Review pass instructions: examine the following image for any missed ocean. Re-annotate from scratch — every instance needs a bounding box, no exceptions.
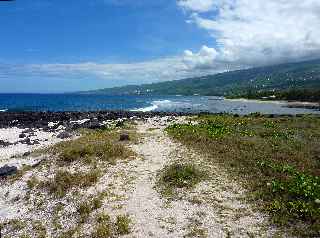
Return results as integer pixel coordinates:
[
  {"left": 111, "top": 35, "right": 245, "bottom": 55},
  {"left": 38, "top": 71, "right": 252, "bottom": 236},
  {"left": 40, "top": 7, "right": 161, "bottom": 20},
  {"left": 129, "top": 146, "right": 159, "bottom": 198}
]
[{"left": 0, "top": 93, "right": 319, "bottom": 114}]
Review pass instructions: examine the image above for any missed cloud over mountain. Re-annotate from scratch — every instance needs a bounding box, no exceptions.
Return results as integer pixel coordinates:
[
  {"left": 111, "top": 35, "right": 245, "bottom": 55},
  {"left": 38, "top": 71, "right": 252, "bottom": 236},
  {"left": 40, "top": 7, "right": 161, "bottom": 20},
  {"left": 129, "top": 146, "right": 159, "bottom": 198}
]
[{"left": 179, "top": 0, "right": 320, "bottom": 68}]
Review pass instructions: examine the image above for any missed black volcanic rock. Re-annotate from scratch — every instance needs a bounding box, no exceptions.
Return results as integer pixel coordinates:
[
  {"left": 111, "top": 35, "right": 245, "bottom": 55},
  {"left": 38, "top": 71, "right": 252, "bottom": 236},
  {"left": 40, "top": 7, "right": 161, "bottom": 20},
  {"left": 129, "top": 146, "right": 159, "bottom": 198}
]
[
  {"left": 22, "top": 128, "right": 34, "bottom": 134},
  {"left": 0, "top": 165, "right": 17, "bottom": 177},
  {"left": 0, "top": 111, "right": 193, "bottom": 129},
  {"left": 57, "top": 131, "right": 72, "bottom": 139},
  {"left": 19, "top": 133, "right": 26, "bottom": 138},
  {"left": 0, "top": 140, "right": 11, "bottom": 147},
  {"left": 119, "top": 133, "right": 130, "bottom": 141},
  {"left": 84, "top": 120, "right": 102, "bottom": 129},
  {"left": 20, "top": 138, "right": 31, "bottom": 145}
]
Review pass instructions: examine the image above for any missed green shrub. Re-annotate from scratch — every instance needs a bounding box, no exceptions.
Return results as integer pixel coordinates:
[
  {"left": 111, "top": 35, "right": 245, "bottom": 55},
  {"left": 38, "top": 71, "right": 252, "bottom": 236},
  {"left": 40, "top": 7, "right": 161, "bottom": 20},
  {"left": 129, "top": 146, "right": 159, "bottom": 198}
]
[{"left": 259, "top": 161, "right": 320, "bottom": 220}]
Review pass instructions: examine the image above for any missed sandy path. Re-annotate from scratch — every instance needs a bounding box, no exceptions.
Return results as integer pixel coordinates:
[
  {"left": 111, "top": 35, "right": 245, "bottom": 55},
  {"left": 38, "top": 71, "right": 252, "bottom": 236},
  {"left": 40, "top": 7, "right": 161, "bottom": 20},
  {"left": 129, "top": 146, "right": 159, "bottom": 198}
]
[
  {"left": 0, "top": 117, "right": 282, "bottom": 237},
  {"left": 107, "top": 118, "right": 280, "bottom": 238}
]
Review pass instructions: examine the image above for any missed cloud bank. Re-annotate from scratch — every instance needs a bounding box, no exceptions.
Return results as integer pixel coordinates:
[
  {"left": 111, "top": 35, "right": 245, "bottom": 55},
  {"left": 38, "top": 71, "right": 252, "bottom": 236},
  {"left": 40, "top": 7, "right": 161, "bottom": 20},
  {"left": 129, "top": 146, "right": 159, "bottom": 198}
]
[
  {"left": 179, "top": 0, "right": 320, "bottom": 68},
  {"left": 0, "top": 56, "right": 235, "bottom": 92}
]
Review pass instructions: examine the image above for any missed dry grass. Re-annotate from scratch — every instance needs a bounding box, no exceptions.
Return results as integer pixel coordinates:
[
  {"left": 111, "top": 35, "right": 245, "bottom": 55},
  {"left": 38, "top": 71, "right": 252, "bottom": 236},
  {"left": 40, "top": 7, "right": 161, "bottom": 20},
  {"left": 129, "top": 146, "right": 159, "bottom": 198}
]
[
  {"left": 50, "top": 129, "right": 135, "bottom": 165},
  {"left": 115, "top": 214, "right": 131, "bottom": 235},
  {"left": 40, "top": 169, "right": 101, "bottom": 197}
]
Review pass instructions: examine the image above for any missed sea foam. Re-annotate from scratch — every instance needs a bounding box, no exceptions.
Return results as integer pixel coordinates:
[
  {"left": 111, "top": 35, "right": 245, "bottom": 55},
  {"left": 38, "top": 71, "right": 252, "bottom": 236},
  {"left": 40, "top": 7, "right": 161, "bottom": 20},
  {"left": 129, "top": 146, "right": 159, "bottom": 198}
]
[{"left": 131, "top": 100, "right": 172, "bottom": 112}]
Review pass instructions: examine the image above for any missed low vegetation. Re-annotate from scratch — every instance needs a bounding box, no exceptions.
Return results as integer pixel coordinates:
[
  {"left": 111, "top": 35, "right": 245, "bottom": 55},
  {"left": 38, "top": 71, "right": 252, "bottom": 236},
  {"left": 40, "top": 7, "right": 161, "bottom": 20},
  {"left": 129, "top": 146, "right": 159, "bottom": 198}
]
[
  {"left": 51, "top": 129, "right": 134, "bottom": 165},
  {"left": 42, "top": 169, "right": 100, "bottom": 197},
  {"left": 115, "top": 214, "right": 131, "bottom": 235},
  {"left": 78, "top": 192, "right": 106, "bottom": 222},
  {"left": 1, "top": 124, "right": 138, "bottom": 238},
  {"left": 157, "top": 163, "right": 205, "bottom": 197},
  {"left": 92, "top": 213, "right": 131, "bottom": 238},
  {"left": 166, "top": 114, "right": 320, "bottom": 236}
]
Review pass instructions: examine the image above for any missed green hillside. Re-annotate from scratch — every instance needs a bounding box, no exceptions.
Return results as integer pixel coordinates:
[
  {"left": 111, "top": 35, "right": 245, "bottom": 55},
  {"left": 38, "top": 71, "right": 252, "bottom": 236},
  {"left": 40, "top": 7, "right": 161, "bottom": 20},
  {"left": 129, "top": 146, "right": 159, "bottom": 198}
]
[{"left": 82, "top": 59, "right": 320, "bottom": 97}]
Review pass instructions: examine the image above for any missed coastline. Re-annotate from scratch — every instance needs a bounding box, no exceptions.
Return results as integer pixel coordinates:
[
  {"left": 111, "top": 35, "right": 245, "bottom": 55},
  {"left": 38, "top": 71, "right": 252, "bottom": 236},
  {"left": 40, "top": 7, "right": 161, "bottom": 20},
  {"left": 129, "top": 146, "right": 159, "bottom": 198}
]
[
  {"left": 1, "top": 111, "right": 319, "bottom": 169},
  {"left": 225, "top": 97, "right": 320, "bottom": 110}
]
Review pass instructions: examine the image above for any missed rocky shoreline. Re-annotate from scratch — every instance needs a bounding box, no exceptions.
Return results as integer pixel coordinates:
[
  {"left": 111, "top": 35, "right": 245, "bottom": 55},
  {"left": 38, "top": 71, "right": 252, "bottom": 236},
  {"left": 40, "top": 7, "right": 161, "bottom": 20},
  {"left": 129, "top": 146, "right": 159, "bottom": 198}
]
[
  {"left": 0, "top": 111, "right": 191, "bottom": 175},
  {"left": 0, "top": 111, "right": 192, "bottom": 130},
  {"left": 1, "top": 110, "right": 320, "bottom": 130}
]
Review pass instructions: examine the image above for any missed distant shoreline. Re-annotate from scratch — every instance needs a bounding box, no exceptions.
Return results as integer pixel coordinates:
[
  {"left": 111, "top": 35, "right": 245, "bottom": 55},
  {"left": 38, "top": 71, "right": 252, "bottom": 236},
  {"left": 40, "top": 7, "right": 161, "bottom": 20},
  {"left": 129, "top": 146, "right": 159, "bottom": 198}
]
[{"left": 225, "top": 98, "right": 320, "bottom": 110}]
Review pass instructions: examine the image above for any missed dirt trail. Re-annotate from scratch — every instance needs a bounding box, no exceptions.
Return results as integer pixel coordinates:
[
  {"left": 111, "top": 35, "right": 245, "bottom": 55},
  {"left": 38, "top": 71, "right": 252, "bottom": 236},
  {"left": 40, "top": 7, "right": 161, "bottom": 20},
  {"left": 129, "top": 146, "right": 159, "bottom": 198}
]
[{"left": 105, "top": 118, "right": 279, "bottom": 238}]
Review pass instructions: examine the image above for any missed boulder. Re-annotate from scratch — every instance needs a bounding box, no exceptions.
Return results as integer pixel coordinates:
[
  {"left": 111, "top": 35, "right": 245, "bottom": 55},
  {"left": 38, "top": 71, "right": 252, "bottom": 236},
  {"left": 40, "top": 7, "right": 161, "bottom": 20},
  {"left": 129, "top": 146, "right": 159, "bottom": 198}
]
[
  {"left": 19, "top": 133, "right": 27, "bottom": 138},
  {"left": 0, "top": 165, "right": 18, "bottom": 177},
  {"left": 0, "top": 140, "right": 11, "bottom": 147},
  {"left": 115, "top": 120, "right": 125, "bottom": 127},
  {"left": 23, "top": 151, "right": 31, "bottom": 157},
  {"left": 22, "top": 128, "right": 34, "bottom": 134},
  {"left": 57, "top": 131, "right": 72, "bottom": 139},
  {"left": 20, "top": 138, "right": 32, "bottom": 145},
  {"left": 32, "top": 140, "right": 40, "bottom": 145},
  {"left": 119, "top": 133, "right": 130, "bottom": 141},
  {"left": 87, "top": 120, "right": 102, "bottom": 129}
]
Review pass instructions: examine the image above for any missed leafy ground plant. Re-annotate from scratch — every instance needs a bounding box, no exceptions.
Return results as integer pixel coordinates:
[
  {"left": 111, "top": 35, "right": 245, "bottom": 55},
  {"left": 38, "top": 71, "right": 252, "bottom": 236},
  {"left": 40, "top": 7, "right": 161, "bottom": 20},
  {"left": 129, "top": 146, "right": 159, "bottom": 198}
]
[{"left": 166, "top": 114, "right": 320, "bottom": 236}]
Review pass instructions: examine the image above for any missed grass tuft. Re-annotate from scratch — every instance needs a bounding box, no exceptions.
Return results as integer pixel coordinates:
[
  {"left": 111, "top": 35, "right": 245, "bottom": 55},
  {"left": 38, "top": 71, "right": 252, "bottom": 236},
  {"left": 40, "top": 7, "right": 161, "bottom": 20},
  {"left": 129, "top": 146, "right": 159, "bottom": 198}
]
[
  {"left": 26, "top": 176, "right": 39, "bottom": 189},
  {"left": 77, "top": 192, "right": 107, "bottom": 222},
  {"left": 92, "top": 213, "right": 131, "bottom": 237},
  {"left": 43, "top": 169, "right": 100, "bottom": 197},
  {"left": 115, "top": 214, "right": 131, "bottom": 235},
  {"left": 157, "top": 163, "right": 205, "bottom": 197}
]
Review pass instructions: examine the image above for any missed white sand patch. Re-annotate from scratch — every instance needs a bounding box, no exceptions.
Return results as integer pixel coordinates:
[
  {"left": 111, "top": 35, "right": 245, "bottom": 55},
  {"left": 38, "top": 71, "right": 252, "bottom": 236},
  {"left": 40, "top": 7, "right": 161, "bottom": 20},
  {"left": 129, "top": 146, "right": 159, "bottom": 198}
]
[
  {"left": 0, "top": 127, "right": 69, "bottom": 168},
  {"left": 0, "top": 127, "right": 24, "bottom": 143}
]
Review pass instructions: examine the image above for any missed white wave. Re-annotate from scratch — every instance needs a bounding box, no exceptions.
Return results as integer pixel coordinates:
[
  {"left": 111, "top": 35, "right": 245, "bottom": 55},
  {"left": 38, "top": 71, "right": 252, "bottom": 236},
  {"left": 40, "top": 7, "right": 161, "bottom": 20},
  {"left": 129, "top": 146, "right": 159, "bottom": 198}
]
[
  {"left": 131, "top": 100, "right": 172, "bottom": 112},
  {"left": 0, "top": 109, "right": 8, "bottom": 112},
  {"left": 132, "top": 105, "right": 158, "bottom": 112}
]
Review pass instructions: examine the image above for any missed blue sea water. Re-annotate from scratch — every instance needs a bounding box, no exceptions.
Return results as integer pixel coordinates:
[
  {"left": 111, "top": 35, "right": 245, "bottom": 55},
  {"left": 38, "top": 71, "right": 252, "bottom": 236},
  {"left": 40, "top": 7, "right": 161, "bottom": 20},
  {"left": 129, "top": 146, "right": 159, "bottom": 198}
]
[{"left": 0, "top": 94, "right": 319, "bottom": 115}]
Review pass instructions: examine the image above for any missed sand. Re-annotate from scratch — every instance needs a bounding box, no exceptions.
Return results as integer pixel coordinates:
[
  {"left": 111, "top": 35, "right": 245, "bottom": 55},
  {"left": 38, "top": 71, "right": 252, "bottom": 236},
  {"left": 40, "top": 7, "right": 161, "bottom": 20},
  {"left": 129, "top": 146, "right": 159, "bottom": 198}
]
[{"left": 0, "top": 126, "right": 69, "bottom": 168}]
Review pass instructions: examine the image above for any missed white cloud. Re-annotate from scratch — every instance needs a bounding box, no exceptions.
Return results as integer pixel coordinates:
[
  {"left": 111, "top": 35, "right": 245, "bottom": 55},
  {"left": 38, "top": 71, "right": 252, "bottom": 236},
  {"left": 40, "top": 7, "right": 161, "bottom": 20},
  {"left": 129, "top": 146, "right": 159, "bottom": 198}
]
[
  {"left": 179, "top": 0, "right": 320, "bottom": 67},
  {"left": 0, "top": 56, "right": 235, "bottom": 90},
  {"left": 178, "top": 0, "right": 216, "bottom": 12},
  {"left": 183, "top": 45, "right": 218, "bottom": 69}
]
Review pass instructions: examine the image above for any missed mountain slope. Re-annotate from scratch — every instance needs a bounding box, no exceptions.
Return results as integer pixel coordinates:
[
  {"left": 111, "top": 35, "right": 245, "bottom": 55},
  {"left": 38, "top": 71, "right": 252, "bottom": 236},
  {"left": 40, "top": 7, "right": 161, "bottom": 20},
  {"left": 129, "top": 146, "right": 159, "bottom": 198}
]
[{"left": 82, "top": 59, "right": 320, "bottom": 96}]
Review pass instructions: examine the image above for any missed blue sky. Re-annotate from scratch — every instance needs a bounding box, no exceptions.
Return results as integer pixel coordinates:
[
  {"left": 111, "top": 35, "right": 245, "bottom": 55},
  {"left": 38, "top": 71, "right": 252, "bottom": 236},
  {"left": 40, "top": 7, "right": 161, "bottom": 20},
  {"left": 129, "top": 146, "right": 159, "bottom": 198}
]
[
  {"left": 0, "top": 0, "right": 210, "bottom": 64},
  {"left": 0, "top": 0, "right": 319, "bottom": 92}
]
